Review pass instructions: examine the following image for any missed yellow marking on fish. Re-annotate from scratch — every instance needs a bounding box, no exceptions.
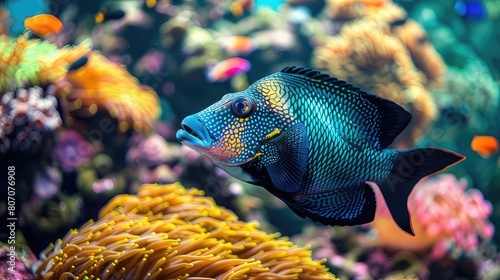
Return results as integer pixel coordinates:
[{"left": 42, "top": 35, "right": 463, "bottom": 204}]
[
  {"left": 250, "top": 151, "right": 263, "bottom": 160},
  {"left": 265, "top": 128, "right": 281, "bottom": 139}
]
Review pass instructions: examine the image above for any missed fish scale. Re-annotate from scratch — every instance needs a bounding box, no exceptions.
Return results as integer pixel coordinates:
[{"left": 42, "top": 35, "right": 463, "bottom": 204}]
[
  {"left": 280, "top": 74, "right": 392, "bottom": 192},
  {"left": 177, "top": 66, "right": 464, "bottom": 235}
]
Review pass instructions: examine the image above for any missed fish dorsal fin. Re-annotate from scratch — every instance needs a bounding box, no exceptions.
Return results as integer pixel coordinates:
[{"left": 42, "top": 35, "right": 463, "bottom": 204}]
[{"left": 279, "top": 66, "right": 411, "bottom": 148}]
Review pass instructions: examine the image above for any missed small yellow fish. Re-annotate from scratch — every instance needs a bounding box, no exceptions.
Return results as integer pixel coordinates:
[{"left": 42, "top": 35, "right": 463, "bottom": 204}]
[
  {"left": 24, "top": 14, "right": 63, "bottom": 37},
  {"left": 230, "top": 0, "right": 254, "bottom": 17}
]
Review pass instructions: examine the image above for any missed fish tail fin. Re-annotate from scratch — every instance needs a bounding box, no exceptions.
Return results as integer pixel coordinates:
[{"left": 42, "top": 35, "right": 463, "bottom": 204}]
[{"left": 376, "top": 148, "right": 465, "bottom": 236}]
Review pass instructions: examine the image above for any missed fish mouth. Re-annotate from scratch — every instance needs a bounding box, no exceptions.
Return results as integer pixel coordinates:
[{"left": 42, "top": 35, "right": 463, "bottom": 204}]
[{"left": 176, "top": 115, "right": 214, "bottom": 148}]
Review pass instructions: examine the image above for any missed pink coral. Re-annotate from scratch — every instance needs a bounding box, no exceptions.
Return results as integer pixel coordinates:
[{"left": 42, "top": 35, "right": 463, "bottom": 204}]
[{"left": 372, "top": 174, "right": 494, "bottom": 259}]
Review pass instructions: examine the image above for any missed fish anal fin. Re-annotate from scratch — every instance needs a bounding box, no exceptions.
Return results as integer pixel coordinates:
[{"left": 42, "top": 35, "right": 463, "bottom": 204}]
[
  {"left": 261, "top": 123, "right": 309, "bottom": 193},
  {"left": 292, "top": 183, "right": 376, "bottom": 226}
]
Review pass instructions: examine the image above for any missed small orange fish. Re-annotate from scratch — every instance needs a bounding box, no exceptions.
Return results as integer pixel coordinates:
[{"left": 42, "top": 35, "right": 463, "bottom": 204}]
[
  {"left": 146, "top": 0, "right": 157, "bottom": 8},
  {"left": 24, "top": 14, "right": 63, "bottom": 37},
  {"left": 471, "top": 135, "right": 499, "bottom": 158},
  {"left": 206, "top": 58, "right": 251, "bottom": 82},
  {"left": 219, "top": 36, "right": 256, "bottom": 55}
]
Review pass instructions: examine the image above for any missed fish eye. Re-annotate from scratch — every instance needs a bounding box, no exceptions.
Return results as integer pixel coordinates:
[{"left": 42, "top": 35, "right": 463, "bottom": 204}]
[{"left": 231, "top": 97, "right": 255, "bottom": 118}]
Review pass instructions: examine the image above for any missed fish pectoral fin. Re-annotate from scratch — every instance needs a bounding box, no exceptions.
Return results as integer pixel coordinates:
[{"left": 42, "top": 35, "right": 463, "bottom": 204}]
[
  {"left": 293, "top": 183, "right": 376, "bottom": 226},
  {"left": 261, "top": 123, "right": 309, "bottom": 193}
]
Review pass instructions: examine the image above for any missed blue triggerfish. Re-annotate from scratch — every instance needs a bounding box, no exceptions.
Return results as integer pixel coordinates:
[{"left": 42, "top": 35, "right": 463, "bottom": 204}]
[{"left": 177, "top": 67, "right": 465, "bottom": 235}]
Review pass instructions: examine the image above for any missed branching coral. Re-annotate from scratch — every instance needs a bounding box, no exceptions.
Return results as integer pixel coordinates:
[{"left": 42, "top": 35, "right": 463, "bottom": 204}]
[
  {"left": 35, "top": 183, "right": 337, "bottom": 279},
  {"left": 372, "top": 175, "right": 494, "bottom": 259},
  {"left": 391, "top": 19, "right": 445, "bottom": 84}
]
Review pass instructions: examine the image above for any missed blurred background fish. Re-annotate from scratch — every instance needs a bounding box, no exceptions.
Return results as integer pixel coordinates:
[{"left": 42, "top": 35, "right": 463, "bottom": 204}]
[
  {"left": 218, "top": 35, "right": 257, "bottom": 55},
  {"left": 206, "top": 57, "right": 251, "bottom": 82},
  {"left": 95, "top": 8, "right": 126, "bottom": 24},
  {"left": 24, "top": 14, "right": 62, "bottom": 37},
  {"left": 471, "top": 135, "right": 499, "bottom": 158}
]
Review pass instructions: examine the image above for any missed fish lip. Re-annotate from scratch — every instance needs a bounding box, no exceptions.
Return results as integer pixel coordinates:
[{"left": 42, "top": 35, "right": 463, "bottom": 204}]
[{"left": 176, "top": 116, "right": 214, "bottom": 148}]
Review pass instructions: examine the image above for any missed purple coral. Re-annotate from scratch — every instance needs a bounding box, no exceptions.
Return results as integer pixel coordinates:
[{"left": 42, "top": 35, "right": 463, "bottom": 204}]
[
  {"left": 0, "top": 86, "right": 61, "bottom": 153},
  {"left": 54, "top": 130, "right": 94, "bottom": 171}
]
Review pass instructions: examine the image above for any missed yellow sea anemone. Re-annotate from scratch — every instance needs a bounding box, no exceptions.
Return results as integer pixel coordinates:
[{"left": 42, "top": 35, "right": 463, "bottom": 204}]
[{"left": 34, "top": 183, "right": 338, "bottom": 280}]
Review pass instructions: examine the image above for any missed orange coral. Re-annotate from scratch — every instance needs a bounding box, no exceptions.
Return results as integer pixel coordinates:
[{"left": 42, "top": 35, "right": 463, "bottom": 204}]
[
  {"left": 322, "top": 0, "right": 446, "bottom": 85},
  {"left": 34, "top": 183, "right": 337, "bottom": 280},
  {"left": 392, "top": 19, "right": 446, "bottom": 83}
]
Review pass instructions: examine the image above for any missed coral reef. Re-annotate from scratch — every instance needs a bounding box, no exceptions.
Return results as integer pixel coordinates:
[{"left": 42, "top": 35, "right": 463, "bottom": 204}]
[
  {"left": 35, "top": 183, "right": 337, "bottom": 279},
  {"left": 1, "top": 0, "right": 499, "bottom": 278}
]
